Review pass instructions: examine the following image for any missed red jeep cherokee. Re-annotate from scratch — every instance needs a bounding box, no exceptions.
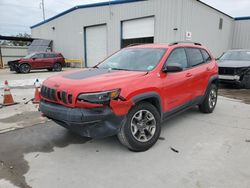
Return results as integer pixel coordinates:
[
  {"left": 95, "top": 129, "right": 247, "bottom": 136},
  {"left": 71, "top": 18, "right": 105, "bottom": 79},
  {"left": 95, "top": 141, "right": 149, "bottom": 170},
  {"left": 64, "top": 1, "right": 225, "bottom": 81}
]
[
  {"left": 40, "top": 42, "right": 218, "bottom": 151},
  {"left": 8, "top": 52, "right": 65, "bottom": 73}
]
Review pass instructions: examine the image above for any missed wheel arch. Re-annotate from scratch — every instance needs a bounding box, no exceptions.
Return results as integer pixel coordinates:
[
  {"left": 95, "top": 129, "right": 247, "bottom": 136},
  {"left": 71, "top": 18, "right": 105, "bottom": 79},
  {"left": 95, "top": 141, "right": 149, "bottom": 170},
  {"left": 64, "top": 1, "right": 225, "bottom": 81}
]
[
  {"left": 210, "top": 75, "right": 219, "bottom": 87},
  {"left": 201, "top": 75, "right": 219, "bottom": 104},
  {"left": 132, "top": 92, "right": 163, "bottom": 118},
  {"left": 19, "top": 62, "right": 31, "bottom": 67},
  {"left": 54, "top": 62, "right": 62, "bottom": 66}
]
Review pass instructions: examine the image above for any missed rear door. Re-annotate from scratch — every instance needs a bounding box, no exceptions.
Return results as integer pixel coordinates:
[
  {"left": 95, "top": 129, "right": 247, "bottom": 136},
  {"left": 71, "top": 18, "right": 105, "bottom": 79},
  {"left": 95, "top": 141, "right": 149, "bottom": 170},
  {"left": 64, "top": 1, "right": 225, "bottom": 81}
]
[
  {"left": 185, "top": 48, "right": 211, "bottom": 98},
  {"left": 43, "top": 53, "right": 55, "bottom": 68},
  {"left": 162, "top": 48, "right": 193, "bottom": 111}
]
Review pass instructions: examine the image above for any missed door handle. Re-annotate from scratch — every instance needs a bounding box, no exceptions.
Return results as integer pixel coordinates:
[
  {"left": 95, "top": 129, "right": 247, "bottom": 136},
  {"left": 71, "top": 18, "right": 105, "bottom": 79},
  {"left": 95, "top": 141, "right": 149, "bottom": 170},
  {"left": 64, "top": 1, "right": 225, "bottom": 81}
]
[{"left": 186, "top": 73, "right": 192, "bottom": 78}]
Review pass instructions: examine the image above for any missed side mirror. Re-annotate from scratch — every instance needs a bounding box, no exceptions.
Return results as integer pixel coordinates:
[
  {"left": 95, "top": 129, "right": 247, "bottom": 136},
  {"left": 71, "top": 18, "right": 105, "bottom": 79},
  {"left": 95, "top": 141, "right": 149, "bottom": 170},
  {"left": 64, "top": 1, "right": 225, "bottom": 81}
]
[
  {"left": 162, "top": 63, "right": 183, "bottom": 73},
  {"left": 32, "top": 57, "right": 36, "bottom": 60}
]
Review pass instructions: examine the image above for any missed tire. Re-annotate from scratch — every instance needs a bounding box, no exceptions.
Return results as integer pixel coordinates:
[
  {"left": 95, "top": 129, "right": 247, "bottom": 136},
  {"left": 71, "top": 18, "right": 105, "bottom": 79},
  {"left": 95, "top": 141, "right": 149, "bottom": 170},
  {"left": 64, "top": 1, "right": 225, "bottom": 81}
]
[
  {"left": 53, "top": 63, "right": 62, "bottom": 72},
  {"left": 19, "top": 63, "right": 31, "bottom": 73},
  {"left": 199, "top": 84, "right": 218, "bottom": 113},
  {"left": 117, "top": 102, "right": 161, "bottom": 152},
  {"left": 15, "top": 69, "right": 21, "bottom": 73}
]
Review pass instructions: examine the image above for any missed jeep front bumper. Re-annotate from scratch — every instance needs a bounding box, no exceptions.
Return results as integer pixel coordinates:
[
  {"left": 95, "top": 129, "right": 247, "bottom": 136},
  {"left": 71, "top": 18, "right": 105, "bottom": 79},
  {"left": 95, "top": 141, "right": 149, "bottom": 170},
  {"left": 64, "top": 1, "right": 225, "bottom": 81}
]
[{"left": 39, "top": 100, "right": 126, "bottom": 139}]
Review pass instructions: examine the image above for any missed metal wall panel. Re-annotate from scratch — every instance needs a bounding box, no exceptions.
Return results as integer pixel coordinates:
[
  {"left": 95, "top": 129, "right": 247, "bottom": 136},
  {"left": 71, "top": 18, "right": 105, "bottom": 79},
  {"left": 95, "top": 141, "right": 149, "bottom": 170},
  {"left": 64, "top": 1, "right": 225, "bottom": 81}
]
[
  {"left": 31, "top": 0, "right": 235, "bottom": 62},
  {"left": 0, "top": 46, "right": 28, "bottom": 66},
  {"left": 232, "top": 20, "right": 250, "bottom": 49}
]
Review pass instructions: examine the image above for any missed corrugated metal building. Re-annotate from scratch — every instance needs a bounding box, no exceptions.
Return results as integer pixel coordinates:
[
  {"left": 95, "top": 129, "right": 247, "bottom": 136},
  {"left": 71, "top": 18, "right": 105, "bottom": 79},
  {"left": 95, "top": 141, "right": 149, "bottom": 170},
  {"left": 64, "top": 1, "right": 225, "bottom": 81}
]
[
  {"left": 233, "top": 17, "right": 250, "bottom": 50},
  {"left": 30, "top": 0, "right": 249, "bottom": 67}
]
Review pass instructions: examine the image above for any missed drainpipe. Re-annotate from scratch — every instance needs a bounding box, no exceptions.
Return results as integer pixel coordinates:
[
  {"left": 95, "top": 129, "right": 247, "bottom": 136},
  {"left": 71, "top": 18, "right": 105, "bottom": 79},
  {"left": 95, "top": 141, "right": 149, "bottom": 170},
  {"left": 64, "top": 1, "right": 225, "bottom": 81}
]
[{"left": 0, "top": 46, "right": 3, "bottom": 69}]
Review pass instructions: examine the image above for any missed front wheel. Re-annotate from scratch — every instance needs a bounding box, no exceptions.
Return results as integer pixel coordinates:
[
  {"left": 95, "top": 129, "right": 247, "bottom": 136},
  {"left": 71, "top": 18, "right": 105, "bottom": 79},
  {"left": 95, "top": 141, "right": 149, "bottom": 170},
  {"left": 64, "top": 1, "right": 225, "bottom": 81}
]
[
  {"left": 117, "top": 102, "right": 161, "bottom": 152},
  {"left": 19, "top": 63, "right": 31, "bottom": 73},
  {"left": 199, "top": 84, "right": 218, "bottom": 113}
]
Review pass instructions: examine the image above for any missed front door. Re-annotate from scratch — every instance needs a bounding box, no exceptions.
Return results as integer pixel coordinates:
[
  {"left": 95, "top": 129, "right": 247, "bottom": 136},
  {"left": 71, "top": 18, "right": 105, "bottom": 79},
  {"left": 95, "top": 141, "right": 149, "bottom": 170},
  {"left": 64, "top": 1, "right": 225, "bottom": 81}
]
[
  {"left": 162, "top": 48, "right": 193, "bottom": 112},
  {"left": 31, "top": 53, "right": 44, "bottom": 69}
]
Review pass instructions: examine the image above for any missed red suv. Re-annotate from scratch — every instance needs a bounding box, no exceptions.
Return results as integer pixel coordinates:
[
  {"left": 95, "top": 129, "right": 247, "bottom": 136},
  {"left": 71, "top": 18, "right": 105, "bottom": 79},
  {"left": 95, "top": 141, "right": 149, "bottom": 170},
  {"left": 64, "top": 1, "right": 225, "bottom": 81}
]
[
  {"left": 8, "top": 52, "right": 65, "bottom": 73},
  {"left": 40, "top": 42, "right": 218, "bottom": 151}
]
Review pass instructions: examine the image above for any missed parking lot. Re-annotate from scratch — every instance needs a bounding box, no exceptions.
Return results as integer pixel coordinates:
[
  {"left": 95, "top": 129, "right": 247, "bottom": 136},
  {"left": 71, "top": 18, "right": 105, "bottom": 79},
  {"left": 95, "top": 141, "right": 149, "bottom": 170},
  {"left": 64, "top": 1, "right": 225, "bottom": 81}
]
[{"left": 0, "top": 69, "right": 250, "bottom": 188}]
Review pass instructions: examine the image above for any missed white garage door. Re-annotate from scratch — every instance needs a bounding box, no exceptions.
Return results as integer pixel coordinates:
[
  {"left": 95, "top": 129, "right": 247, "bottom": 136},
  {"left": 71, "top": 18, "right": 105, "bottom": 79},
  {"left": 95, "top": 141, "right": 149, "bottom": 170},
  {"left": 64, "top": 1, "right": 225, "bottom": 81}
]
[
  {"left": 85, "top": 25, "right": 107, "bottom": 67},
  {"left": 122, "top": 17, "right": 155, "bottom": 39}
]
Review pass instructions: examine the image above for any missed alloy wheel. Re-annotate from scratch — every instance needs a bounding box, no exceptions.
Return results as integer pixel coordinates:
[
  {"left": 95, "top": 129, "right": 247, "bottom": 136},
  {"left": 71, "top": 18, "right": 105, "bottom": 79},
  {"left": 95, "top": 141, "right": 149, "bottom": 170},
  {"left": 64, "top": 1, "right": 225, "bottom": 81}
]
[
  {"left": 208, "top": 89, "right": 217, "bottom": 109},
  {"left": 130, "top": 110, "right": 156, "bottom": 143}
]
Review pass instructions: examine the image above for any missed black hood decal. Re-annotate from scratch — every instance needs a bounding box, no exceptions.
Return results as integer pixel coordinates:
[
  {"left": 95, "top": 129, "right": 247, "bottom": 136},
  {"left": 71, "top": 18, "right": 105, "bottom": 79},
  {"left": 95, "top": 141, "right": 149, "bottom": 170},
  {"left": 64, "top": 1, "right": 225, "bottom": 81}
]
[{"left": 63, "top": 69, "right": 114, "bottom": 80}]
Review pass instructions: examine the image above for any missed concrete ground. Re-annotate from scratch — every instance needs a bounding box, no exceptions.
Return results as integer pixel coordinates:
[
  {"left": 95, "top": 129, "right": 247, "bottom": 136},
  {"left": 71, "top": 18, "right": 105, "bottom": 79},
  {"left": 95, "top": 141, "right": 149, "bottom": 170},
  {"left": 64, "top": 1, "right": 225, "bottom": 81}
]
[{"left": 0, "top": 68, "right": 250, "bottom": 188}]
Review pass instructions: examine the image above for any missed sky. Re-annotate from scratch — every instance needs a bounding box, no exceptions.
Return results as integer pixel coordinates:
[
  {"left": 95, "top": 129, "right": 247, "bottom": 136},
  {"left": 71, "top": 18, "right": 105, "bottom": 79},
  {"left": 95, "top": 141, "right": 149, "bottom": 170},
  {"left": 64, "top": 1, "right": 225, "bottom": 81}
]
[{"left": 1, "top": 0, "right": 250, "bottom": 36}]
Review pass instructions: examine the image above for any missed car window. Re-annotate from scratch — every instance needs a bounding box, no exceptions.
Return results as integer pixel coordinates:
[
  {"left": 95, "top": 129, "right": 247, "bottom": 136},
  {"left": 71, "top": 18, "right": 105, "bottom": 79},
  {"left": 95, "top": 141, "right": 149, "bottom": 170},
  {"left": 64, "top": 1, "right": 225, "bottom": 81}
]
[
  {"left": 220, "top": 51, "right": 250, "bottom": 61},
  {"left": 201, "top": 49, "right": 211, "bottom": 62},
  {"left": 98, "top": 48, "right": 166, "bottom": 71},
  {"left": 44, "top": 53, "right": 55, "bottom": 58},
  {"left": 33, "top": 53, "right": 44, "bottom": 59},
  {"left": 186, "top": 48, "right": 204, "bottom": 67},
  {"left": 166, "top": 48, "right": 188, "bottom": 68}
]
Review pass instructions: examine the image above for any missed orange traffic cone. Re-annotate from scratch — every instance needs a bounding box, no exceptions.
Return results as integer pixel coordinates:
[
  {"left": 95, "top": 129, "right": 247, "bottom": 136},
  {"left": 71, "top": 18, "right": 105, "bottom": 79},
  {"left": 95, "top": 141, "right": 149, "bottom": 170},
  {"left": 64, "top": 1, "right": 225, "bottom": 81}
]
[
  {"left": 3, "top": 80, "right": 16, "bottom": 106},
  {"left": 33, "top": 79, "right": 41, "bottom": 104}
]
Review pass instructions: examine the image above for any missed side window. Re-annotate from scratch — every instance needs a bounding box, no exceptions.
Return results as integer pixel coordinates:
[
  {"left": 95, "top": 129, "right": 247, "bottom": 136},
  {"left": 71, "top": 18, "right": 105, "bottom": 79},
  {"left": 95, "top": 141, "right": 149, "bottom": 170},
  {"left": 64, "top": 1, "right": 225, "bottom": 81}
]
[
  {"left": 166, "top": 48, "right": 188, "bottom": 68},
  {"left": 44, "top": 53, "right": 55, "bottom": 58},
  {"left": 201, "top": 49, "right": 211, "bottom": 62},
  {"left": 186, "top": 48, "right": 204, "bottom": 67},
  {"left": 35, "top": 53, "right": 44, "bottom": 59}
]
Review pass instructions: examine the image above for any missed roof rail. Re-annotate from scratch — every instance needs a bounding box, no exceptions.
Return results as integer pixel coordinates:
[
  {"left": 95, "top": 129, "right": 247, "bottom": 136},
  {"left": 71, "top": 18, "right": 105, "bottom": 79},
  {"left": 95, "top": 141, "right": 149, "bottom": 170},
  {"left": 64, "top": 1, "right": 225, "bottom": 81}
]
[
  {"left": 125, "top": 43, "right": 144, "bottom": 47},
  {"left": 169, "top": 41, "right": 202, "bottom": 46}
]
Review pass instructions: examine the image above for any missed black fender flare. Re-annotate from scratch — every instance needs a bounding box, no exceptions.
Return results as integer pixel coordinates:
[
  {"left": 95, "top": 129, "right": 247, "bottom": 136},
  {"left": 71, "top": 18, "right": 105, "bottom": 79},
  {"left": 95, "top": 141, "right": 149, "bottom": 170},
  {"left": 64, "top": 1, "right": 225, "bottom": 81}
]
[
  {"left": 132, "top": 92, "right": 163, "bottom": 118},
  {"left": 201, "top": 75, "right": 219, "bottom": 104}
]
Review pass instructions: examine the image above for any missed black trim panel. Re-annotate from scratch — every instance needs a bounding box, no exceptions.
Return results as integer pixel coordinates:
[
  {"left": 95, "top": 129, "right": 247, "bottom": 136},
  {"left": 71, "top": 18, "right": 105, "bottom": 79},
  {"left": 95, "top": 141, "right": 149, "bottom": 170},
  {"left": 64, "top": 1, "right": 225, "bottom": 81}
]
[
  {"left": 132, "top": 92, "right": 163, "bottom": 117},
  {"left": 163, "top": 96, "right": 203, "bottom": 121}
]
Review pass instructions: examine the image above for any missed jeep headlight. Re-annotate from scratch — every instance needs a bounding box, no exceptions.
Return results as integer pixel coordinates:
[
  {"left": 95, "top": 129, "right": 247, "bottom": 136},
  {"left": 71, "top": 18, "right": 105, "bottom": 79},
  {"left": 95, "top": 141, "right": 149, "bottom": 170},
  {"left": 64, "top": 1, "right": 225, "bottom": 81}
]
[{"left": 77, "top": 89, "right": 121, "bottom": 104}]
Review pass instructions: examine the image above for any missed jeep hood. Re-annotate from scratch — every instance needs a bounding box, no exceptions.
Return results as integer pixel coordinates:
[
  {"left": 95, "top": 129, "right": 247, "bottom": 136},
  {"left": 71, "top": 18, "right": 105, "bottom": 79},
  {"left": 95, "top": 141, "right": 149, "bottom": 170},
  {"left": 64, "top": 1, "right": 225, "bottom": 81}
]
[
  {"left": 43, "top": 68, "right": 147, "bottom": 92},
  {"left": 218, "top": 60, "right": 250, "bottom": 68}
]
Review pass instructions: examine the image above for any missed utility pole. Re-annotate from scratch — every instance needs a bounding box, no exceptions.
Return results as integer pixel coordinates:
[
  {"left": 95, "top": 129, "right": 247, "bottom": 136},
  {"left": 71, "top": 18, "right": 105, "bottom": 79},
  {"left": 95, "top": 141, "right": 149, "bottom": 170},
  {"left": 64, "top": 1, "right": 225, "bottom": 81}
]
[{"left": 41, "top": 0, "right": 45, "bottom": 21}]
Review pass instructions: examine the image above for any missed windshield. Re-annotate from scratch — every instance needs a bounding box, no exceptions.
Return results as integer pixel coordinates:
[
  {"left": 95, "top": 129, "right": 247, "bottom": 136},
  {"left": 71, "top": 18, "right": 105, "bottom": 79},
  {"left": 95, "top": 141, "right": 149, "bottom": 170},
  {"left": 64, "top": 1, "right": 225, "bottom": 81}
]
[
  {"left": 97, "top": 48, "right": 166, "bottom": 71},
  {"left": 220, "top": 51, "right": 250, "bottom": 61},
  {"left": 23, "top": 53, "right": 36, "bottom": 59}
]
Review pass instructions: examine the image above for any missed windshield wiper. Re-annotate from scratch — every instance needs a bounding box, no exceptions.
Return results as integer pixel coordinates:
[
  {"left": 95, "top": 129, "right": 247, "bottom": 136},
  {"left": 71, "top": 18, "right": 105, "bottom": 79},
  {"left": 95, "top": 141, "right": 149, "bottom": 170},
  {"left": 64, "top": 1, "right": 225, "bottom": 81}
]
[{"left": 110, "top": 68, "right": 131, "bottom": 71}]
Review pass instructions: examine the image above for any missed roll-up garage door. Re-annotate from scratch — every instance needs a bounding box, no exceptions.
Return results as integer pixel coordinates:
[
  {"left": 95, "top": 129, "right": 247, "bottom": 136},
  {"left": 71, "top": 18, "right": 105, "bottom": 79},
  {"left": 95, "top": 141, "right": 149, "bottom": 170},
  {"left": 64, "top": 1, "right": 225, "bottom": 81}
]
[
  {"left": 85, "top": 24, "right": 107, "bottom": 67},
  {"left": 122, "top": 17, "right": 154, "bottom": 47}
]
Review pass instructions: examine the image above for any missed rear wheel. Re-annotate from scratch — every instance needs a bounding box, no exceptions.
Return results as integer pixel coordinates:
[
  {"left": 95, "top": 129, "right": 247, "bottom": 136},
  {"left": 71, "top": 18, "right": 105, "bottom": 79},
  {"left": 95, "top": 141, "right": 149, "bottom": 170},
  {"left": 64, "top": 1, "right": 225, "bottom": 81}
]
[
  {"left": 53, "top": 63, "right": 62, "bottom": 72},
  {"left": 199, "top": 84, "right": 218, "bottom": 113},
  {"left": 117, "top": 102, "right": 161, "bottom": 152},
  {"left": 19, "top": 63, "right": 31, "bottom": 73}
]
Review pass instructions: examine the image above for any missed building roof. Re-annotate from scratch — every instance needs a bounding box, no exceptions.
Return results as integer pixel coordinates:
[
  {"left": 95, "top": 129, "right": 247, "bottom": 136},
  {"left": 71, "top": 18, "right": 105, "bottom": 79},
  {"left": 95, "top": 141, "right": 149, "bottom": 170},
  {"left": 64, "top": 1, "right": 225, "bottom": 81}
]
[
  {"left": 235, "top": 16, "right": 250, "bottom": 21},
  {"left": 196, "top": 0, "right": 233, "bottom": 19},
  {"left": 30, "top": 0, "right": 249, "bottom": 29},
  {"left": 30, "top": 0, "right": 146, "bottom": 29}
]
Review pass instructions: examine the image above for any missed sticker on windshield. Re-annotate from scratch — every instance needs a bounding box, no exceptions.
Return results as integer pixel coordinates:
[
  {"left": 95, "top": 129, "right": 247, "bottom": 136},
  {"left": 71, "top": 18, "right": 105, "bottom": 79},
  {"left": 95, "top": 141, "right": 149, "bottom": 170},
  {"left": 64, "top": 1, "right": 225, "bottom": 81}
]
[{"left": 147, "top": 65, "right": 154, "bottom": 70}]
